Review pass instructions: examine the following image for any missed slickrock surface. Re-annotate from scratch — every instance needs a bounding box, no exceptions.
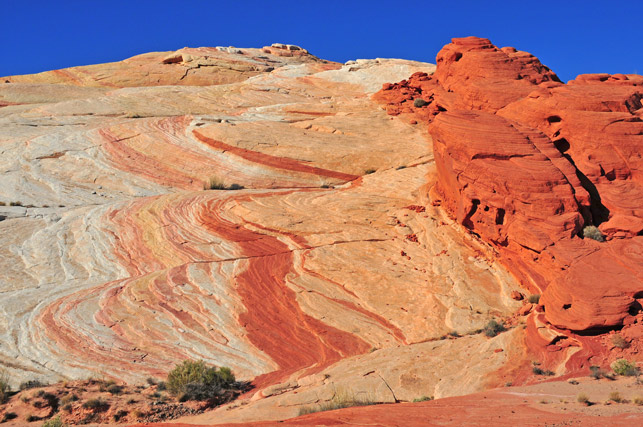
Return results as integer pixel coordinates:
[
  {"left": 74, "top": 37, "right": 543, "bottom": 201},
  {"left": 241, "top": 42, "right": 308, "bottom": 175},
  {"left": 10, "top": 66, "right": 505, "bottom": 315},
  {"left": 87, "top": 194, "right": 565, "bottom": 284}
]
[
  {"left": 375, "top": 37, "right": 643, "bottom": 337},
  {"left": 1, "top": 38, "right": 641, "bottom": 426}
]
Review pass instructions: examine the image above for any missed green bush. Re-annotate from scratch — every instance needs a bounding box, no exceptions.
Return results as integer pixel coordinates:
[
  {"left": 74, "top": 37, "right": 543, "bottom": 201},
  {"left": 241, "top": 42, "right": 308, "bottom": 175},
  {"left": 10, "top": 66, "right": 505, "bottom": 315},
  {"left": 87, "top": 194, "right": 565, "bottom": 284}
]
[
  {"left": 413, "top": 98, "right": 428, "bottom": 108},
  {"left": 42, "top": 415, "right": 67, "bottom": 427},
  {"left": 589, "top": 365, "right": 609, "bottom": 380},
  {"left": 582, "top": 225, "right": 604, "bottom": 242},
  {"left": 166, "top": 360, "right": 235, "bottom": 401},
  {"left": 413, "top": 395, "right": 433, "bottom": 402},
  {"left": 533, "top": 367, "right": 554, "bottom": 376},
  {"left": 483, "top": 319, "right": 506, "bottom": 337},
  {"left": 611, "top": 359, "right": 639, "bottom": 376}
]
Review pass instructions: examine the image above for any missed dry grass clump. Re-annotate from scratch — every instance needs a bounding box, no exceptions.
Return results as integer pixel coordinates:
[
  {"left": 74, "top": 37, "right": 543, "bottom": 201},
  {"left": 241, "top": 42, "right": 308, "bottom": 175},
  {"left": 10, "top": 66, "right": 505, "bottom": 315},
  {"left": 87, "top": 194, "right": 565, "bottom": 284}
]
[
  {"left": 0, "top": 369, "right": 9, "bottom": 404},
  {"left": 582, "top": 225, "right": 604, "bottom": 242},
  {"left": 483, "top": 319, "right": 506, "bottom": 337},
  {"left": 577, "top": 393, "right": 590, "bottom": 405},
  {"left": 298, "top": 389, "right": 376, "bottom": 416},
  {"left": 203, "top": 177, "right": 244, "bottom": 191},
  {"left": 527, "top": 294, "right": 540, "bottom": 304},
  {"left": 608, "top": 391, "right": 623, "bottom": 403},
  {"left": 611, "top": 334, "right": 629, "bottom": 349}
]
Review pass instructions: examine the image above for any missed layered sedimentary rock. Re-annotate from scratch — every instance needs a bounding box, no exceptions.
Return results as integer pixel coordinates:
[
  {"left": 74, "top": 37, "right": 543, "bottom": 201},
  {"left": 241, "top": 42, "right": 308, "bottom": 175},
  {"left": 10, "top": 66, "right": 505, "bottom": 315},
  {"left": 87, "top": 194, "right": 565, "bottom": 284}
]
[
  {"left": 0, "top": 46, "right": 541, "bottom": 424},
  {"left": 375, "top": 37, "right": 643, "bottom": 332}
]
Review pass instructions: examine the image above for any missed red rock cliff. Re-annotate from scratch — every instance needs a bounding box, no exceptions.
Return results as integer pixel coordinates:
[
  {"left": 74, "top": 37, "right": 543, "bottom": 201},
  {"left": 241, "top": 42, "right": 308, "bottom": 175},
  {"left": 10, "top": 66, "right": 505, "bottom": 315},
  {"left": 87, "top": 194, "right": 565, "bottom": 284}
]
[{"left": 375, "top": 36, "right": 643, "bottom": 332}]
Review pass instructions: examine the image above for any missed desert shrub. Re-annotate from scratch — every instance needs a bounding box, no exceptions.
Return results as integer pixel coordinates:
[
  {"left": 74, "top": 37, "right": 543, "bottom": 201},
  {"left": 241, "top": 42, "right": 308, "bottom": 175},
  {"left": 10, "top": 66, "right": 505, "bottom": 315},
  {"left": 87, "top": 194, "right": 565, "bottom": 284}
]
[
  {"left": 483, "top": 319, "right": 506, "bottom": 337},
  {"left": 413, "top": 98, "right": 428, "bottom": 108},
  {"left": 82, "top": 397, "right": 108, "bottom": 410},
  {"left": 364, "top": 168, "right": 376, "bottom": 175},
  {"left": 298, "top": 390, "right": 376, "bottom": 416},
  {"left": 577, "top": 393, "right": 590, "bottom": 405},
  {"left": 396, "top": 165, "right": 407, "bottom": 170},
  {"left": 0, "top": 369, "right": 9, "bottom": 404},
  {"left": 156, "top": 381, "right": 167, "bottom": 391},
  {"left": 26, "top": 414, "right": 38, "bottom": 422},
  {"left": 611, "top": 359, "right": 639, "bottom": 376},
  {"left": 166, "top": 360, "right": 235, "bottom": 401},
  {"left": 589, "top": 365, "right": 612, "bottom": 380},
  {"left": 113, "top": 409, "right": 128, "bottom": 422},
  {"left": 62, "top": 403, "right": 72, "bottom": 412},
  {"left": 9, "top": 201, "right": 22, "bottom": 206},
  {"left": 146, "top": 377, "right": 157, "bottom": 386},
  {"left": 106, "top": 384, "right": 123, "bottom": 395},
  {"left": 60, "top": 394, "right": 78, "bottom": 405},
  {"left": 527, "top": 294, "right": 540, "bottom": 304},
  {"left": 20, "top": 379, "right": 46, "bottom": 390},
  {"left": 42, "top": 415, "right": 67, "bottom": 427},
  {"left": 413, "top": 395, "right": 433, "bottom": 402},
  {"left": 608, "top": 391, "right": 622, "bottom": 403},
  {"left": 0, "top": 412, "right": 17, "bottom": 422},
  {"left": 611, "top": 334, "right": 629, "bottom": 349},
  {"left": 634, "top": 396, "right": 643, "bottom": 406},
  {"left": 582, "top": 225, "right": 604, "bottom": 242},
  {"left": 532, "top": 367, "right": 554, "bottom": 376},
  {"left": 203, "top": 178, "right": 244, "bottom": 191}
]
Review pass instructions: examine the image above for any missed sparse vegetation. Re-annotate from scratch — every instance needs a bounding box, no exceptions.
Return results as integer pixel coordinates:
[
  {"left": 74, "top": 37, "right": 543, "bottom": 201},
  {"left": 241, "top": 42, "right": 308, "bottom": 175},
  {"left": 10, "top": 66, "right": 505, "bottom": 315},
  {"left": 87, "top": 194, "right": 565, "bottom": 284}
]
[
  {"left": 589, "top": 365, "right": 612, "bottom": 380},
  {"left": 532, "top": 367, "right": 555, "bottom": 376},
  {"left": 577, "top": 393, "right": 590, "bottom": 405},
  {"left": 582, "top": 225, "right": 604, "bottom": 242},
  {"left": 106, "top": 384, "right": 123, "bottom": 395},
  {"left": 203, "top": 178, "right": 244, "bottom": 191},
  {"left": 9, "top": 201, "right": 22, "bottom": 207},
  {"left": 610, "top": 359, "right": 639, "bottom": 376},
  {"left": 413, "top": 395, "right": 433, "bottom": 402},
  {"left": 82, "top": 397, "right": 108, "bottom": 410},
  {"left": 483, "top": 319, "right": 506, "bottom": 337},
  {"left": 634, "top": 396, "right": 643, "bottom": 406},
  {"left": 527, "top": 294, "right": 540, "bottom": 304},
  {"left": 396, "top": 165, "right": 407, "bottom": 170},
  {"left": 608, "top": 391, "right": 623, "bottom": 403},
  {"left": 167, "top": 360, "right": 235, "bottom": 401},
  {"left": 0, "top": 369, "right": 9, "bottom": 404},
  {"left": 146, "top": 377, "right": 157, "bottom": 386},
  {"left": 298, "top": 390, "right": 376, "bottom": 416},
  {"left": 364, "top": 168, "right": 376, "bottom": 175},
  {"left": 611, "top": 334, "right": 629, "bottom": 349},
  {"left": 413, "top": 98, "right": 428, "bottom": 108},
  {"left": 26, "top": 414, "right": 38, "bottom": 422},
  {"left": 42, "top": 415, "right": 66, "bottom": 427},
  {"left": 20, "top": 379, "right": 46, "bottom": 390},
  {"left": 0, "top": 412, "right": 17, "bottom": 422}
]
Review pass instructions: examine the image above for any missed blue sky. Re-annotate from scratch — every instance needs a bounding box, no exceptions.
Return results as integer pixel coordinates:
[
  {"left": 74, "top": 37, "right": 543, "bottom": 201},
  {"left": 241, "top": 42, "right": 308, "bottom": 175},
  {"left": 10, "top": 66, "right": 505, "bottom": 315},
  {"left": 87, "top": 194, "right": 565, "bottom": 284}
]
[{"left": 2, "top": 0, "right": 641, "bottom": 82}]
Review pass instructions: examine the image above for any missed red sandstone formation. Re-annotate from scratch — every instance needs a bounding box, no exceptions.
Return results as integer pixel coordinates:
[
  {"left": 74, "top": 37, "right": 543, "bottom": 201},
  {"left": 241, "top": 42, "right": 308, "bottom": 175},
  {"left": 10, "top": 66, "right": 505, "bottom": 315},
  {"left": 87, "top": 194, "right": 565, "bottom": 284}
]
[{"left": 375, "top": 36, "right": 643, "bottom": 333}]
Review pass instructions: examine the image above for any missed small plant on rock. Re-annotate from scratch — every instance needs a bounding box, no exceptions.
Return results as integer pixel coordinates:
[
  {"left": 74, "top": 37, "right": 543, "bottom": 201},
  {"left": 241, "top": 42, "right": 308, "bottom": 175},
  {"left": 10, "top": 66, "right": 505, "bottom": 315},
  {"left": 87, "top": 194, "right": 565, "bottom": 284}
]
[
  {"left": 483, "top": 319, "right": 506, "bottom": 337},
  {"left": 413, "top": 395, "right": 433, "bottom": 402},
  {"left": 634, "top": 396, "right": 643, "bottom": 406},
  {"left": 582, "top": 225, "right": 604, "bottom": 242},
  {"left": 413, "top": 98, "right": 428, "bottom": 108}
]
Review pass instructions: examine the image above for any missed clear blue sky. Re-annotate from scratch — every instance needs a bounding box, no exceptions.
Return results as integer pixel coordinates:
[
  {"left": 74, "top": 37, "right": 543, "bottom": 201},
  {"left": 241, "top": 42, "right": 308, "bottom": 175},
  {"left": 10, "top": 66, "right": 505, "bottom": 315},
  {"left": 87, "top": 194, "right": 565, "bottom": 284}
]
[{"left": 2, "top": 0, "right": 641, "bottom": 82}]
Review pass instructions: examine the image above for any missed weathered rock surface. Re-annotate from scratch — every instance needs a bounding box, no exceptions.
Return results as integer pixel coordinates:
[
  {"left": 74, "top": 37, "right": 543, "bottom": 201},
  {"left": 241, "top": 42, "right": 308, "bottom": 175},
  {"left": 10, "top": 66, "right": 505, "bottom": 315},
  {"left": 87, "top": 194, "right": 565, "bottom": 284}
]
[
  {"left": 0, "top": 45, "right": 537, "bottom": 425},
  {"left": 376, "top": 36, "right": 643, "bottom": 333}
]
